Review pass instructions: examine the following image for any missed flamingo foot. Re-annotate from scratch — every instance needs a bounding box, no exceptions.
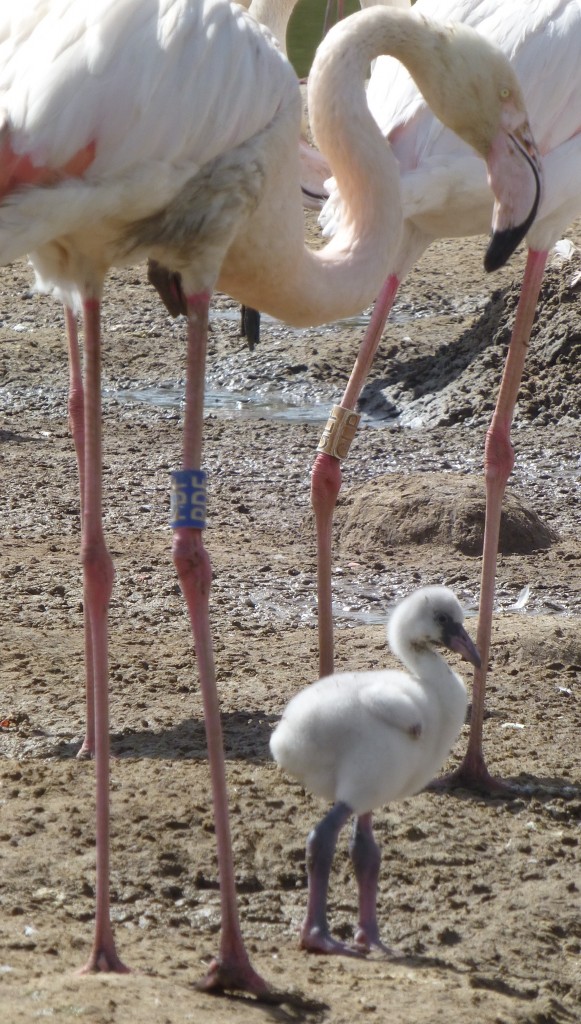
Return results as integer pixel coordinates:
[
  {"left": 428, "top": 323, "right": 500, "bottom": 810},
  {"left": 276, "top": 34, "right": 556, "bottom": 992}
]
[
  {"left": 353, "top": 926, "right": 400, "bottom": 957},
  {"left": 300, "top": 925, "right": 364, "bottom": 957},
  {"left": 429, "top": 750, "right": 520, "bottom": 797},
  {"left": 79, "top": 942, "right": 130, "bottom": 974},
  {"left": 199, "top": 957, "right": 325, "bottom": 1009},
  {"left": 196, "top": 955, "right": 272, "bottom": 998},
  {"left": 76, "top": 741, "right": 94, "bottom": 761}
]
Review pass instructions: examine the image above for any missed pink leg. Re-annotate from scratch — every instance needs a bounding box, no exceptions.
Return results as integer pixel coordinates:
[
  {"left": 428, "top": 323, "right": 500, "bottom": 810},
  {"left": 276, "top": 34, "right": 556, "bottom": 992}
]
[
  {"left": 350, "top": 814, "right": 395, "bottom": 955},
  {"left": 311, "top": 451, "right": 342, "bottom": 679},
  {"left": 172, "top": 292, "right": 269, "bottom": 996},
  {"left": 64, "top": 306, "right": 95, "bottom": 760},
  {"left": 312, "top": 275, "right": 400, "bottom": 677},
  {"left": 301, "top": 801, "right": 358, "bottom": 955},
  {"left": 77, "top": 299, "right": 128, "bottom": 973},
  {"left": 437, "top": 249, "right": 548, "bottom": 794}
]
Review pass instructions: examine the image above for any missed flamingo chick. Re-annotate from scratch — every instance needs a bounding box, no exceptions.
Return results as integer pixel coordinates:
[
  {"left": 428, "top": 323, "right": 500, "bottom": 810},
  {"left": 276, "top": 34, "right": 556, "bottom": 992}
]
[{"left": 270, "top": 586, "right": 480, "bottom": 955}]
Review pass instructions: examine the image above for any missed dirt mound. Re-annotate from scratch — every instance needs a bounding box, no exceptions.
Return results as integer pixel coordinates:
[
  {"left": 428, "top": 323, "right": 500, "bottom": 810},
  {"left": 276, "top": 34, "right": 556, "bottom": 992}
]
[
  {"left": 468, "top": 258, "right": 581, "bottom": 424},
  {"left": 336, "top": 472, "right": 558, "bottom": 556},
  {"left": 358, "top": 256, "right": 581, "bottom": 428}
]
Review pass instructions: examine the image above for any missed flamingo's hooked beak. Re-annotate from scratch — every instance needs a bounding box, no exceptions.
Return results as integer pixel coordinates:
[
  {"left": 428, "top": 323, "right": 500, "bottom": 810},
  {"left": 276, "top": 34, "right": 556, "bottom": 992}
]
[
  {"left": 446, "top": 623, "right": 482, "bottom": 669},
  {"left": 484, "top": 120, "right": 543, "bottom": 272}
]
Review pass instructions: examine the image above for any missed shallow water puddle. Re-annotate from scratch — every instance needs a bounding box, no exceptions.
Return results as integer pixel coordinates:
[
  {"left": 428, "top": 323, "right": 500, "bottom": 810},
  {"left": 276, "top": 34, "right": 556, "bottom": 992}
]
[
  {"left": 240, "top": 574, "right": 572, "bottom": 631},
  {"left": 212, "top": 307, "right": 373, "bottom": 330},
  {"left": 115, "top": 383, "right": 334, "bottom": 425}
]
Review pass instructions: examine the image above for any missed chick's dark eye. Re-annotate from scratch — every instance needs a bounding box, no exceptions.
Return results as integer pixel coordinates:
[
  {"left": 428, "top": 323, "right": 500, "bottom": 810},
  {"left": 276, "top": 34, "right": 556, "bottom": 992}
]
[{"left": 436, "top": 612, "right": 449, "bottom": 627}]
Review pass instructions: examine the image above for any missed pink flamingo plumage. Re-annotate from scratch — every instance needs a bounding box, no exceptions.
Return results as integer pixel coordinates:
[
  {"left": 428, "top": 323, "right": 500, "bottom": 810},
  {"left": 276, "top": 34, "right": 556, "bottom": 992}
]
[{"left": 1, "top": 0, "right": 299, "bottom": 990}]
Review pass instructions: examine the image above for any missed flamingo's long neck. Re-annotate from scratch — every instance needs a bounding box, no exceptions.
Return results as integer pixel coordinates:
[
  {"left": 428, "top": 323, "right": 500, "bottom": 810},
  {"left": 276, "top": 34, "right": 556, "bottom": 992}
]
[
  {"left": 392, "top": 638, "right": 449, "bottom": 683},
  {"left": 219, "top": 10, "right": 408, "bottom": 325},
  {"left": 391, "top": 637, "right": 466, "bottom": 733},
  {"left": 248, "top": 0, "right": 296, "bottom": 55},
  {"left": 221, "top": 7, "right": 493, "bottom": 327}
]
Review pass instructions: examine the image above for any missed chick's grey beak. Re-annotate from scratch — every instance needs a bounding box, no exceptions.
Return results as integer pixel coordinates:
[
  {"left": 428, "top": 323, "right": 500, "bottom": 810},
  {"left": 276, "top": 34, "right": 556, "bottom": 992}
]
[{"left": 447, "top": 625, "right": 482, "bottom": 669}]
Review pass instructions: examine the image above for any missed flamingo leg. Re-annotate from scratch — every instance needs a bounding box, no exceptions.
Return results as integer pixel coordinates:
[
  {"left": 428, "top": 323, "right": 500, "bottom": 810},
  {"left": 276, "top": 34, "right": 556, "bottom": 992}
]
[
  {"left": 301, "top": 801, "right": 358, "bottom": 955},
  {"left": 171, "top": 291, "right": 269, "bottom": 996},
  {"left": 437, "top": 248, "right": 549, "bottom": 794},
  {"left": 77, "top": 298, "right": 128, "bottom": 973},
  {"left": 350, "top": 813, "right": 393, "bottom": 954},
  {"left": 312, "top": 274, "right": 400, "bottom": 677},
  {"left": 64, "top": 306, "right": 96, "bottom": 760}
]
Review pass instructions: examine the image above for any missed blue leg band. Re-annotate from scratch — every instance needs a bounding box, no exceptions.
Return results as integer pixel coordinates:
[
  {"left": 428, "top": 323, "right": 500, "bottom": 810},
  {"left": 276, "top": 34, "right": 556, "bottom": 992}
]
[{"left": 170, "top": 469, "right": 207, "bottom": 529}]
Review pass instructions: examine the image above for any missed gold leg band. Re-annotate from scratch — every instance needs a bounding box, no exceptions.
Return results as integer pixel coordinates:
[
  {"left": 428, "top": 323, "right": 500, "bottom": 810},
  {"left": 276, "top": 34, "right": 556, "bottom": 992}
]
[{"left": 317, "top": 405, "right": 361, "bottom": 460}]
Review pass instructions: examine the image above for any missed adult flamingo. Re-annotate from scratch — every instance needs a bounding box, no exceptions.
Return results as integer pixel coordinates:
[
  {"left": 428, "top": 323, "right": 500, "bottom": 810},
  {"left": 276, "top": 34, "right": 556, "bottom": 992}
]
[
  {"left": 313, "top": 0, "right": 579, "bottom": 794},
  {"left": 1, "top": 0, "right": 299, "bottom": 989},
  {"left": 1, "top": 0, "right": 541, "bottom": 993}
]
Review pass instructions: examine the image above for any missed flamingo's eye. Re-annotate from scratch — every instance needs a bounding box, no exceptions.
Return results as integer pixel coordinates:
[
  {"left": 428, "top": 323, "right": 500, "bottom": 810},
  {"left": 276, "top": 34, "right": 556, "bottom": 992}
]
[{"left": 500, "top": 87, "right": 510, "bottom": 99}]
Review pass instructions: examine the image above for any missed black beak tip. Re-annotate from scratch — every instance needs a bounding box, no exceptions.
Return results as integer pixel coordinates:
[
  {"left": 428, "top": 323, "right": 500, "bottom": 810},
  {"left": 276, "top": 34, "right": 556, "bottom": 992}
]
[
  {"left": 484, "top": 223, "right": 529, "bottom": 273},
  {"left": 484, "top": 169, "right": 541, "bottom": 273}
]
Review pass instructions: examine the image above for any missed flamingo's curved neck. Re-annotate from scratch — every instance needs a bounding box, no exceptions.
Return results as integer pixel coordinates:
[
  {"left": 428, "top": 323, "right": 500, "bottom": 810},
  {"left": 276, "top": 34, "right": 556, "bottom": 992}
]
[
  {"left": 392, "top": 639, "right": 448, "bottom": 683},
  {"left": 221, "top": 7, "right": 510, "bottom": 327}
]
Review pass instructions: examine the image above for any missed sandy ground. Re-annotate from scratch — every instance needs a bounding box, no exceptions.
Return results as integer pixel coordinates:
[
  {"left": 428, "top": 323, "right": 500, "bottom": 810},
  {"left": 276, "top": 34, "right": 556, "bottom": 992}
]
[{"left": 1, "top": 220, "right": 580, "bottom": 1024}]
